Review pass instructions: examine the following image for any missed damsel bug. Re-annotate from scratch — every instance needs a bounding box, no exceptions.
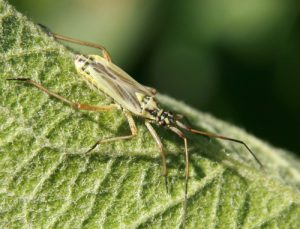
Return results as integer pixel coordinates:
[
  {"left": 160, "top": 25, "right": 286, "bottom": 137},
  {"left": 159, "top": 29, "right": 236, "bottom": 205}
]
[{"left": 8, "top": 30, "right": 263, "bottom": 223}]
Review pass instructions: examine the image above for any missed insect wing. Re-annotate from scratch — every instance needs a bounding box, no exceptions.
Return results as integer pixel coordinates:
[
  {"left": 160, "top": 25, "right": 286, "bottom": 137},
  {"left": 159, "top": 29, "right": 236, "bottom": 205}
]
[{"left": 87, "top": 57, "right": 153, "bottom": 115}]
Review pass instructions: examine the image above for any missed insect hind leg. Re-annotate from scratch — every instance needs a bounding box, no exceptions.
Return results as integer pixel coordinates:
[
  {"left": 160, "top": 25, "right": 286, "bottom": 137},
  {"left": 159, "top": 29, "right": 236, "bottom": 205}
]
[
  {"left": 38, "top": 24, "right": 112, "bottom": 62},
  {"left": 6, "top": 78, "right": 119, "bottom": 111}
]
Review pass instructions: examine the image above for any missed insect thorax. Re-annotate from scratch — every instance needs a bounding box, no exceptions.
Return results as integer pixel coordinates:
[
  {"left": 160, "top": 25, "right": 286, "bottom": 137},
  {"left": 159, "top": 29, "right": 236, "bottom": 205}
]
[{"left": 136, "top": 93, "right": 175, "bottom": 126}]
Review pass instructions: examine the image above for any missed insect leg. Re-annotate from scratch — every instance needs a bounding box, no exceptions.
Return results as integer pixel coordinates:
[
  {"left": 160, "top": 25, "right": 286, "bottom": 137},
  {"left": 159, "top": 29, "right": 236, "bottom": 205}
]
[
  {"left": 176, "top": 120, "right": 263, "bottom": 168},
  {"left": 52, "top": 33, "right": 112, "bottom": 62},
  {"left": 38, "top": 25, "right": 112, "bottom": 61},
  {"left": 145, "top": 121, "right": 168, "bottom": 192},
  {"left": 7, "top": 78, "right": 119, "bottom": 111},
  {"left": 168, "top": 126, "right": 189, "bottom": 220},
  {"left": 86, "top": 111, "right": 137, "bottom": 153}
]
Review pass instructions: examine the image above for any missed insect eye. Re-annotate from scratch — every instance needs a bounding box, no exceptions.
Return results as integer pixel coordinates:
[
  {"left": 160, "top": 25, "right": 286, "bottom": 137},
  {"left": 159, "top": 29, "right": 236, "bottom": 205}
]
[{"left": 151, "top": 110, "right": 157, "bottom": 116}]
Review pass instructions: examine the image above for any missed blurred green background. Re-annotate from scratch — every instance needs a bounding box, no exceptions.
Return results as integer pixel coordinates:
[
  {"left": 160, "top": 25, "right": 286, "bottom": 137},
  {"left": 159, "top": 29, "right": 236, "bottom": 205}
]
[{"left": 8, "top": 0, "right": 300, "bottom": 156}]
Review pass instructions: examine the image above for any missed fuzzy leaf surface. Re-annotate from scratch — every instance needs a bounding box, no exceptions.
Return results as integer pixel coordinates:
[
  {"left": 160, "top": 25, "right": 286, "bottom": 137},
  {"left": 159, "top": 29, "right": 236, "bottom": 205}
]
[{"left": 0, "top": 1, "right": 300, "bottom": 228}]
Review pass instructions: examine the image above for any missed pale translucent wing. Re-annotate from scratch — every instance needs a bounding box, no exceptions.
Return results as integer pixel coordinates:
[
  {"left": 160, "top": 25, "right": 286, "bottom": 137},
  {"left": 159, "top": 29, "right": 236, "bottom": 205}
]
[
  {"left": 93, "top": 61, "right": 153, "bottom": 95},
  {"left": 84, "top": 58, "right": 153, "bottom": 115}
]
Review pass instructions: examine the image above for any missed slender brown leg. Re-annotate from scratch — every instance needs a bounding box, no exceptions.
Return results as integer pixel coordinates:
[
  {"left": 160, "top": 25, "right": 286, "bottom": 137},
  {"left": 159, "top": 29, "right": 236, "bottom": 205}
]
[
  {"left": 52, "top": 33, "right": 112, "bottom": 62},
  {"left": 86, "top": 111, "right": 137, "bottom": 153},
  {"left": 38, "top": 24, "right": 111, "bottom": 61},
  {"left": 145, "top": 121, "right": 168, "bottom": 192},
  {"left": 169, "top": 126, "right": 189, "bottom": 226},
  {"left": 8, "top": 77, "right": 138, "bottom": 153},
  {"left": 7, "top": 78, "right": 119, "bottom": 111}
]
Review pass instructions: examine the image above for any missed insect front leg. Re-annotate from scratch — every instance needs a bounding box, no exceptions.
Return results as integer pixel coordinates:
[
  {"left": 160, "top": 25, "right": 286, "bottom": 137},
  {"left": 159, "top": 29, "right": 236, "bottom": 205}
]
[
  {"left": 86, "top": 110, "right": 137, "bottom": 153},
  {"left": 7, "top": 78, "right": 119, "bottom": 111},
  {"left": 145, "top": 121, "right": 168, "bottom": 192},
  {"left": 168, "top": 126, "right": 189, "bottom": 225}
]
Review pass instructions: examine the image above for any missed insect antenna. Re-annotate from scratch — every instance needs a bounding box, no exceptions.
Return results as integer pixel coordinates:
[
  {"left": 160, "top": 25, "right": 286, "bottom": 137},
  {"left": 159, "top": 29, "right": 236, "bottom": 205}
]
[{"left": 175, "top": 120, "right": 264, "bottom": 168}]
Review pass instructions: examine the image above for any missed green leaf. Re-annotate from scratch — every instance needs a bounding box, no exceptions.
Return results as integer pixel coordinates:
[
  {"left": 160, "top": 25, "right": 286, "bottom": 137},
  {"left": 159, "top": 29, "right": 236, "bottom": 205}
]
[{"left": 1, "top": 1, "right": 300, "bottom": 228}]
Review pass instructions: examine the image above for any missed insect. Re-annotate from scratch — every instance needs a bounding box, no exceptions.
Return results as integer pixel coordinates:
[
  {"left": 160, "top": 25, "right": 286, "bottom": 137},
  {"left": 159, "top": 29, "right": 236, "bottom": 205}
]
[{"left": 8, "top": 30, "right": 263, "bottom": 223}]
